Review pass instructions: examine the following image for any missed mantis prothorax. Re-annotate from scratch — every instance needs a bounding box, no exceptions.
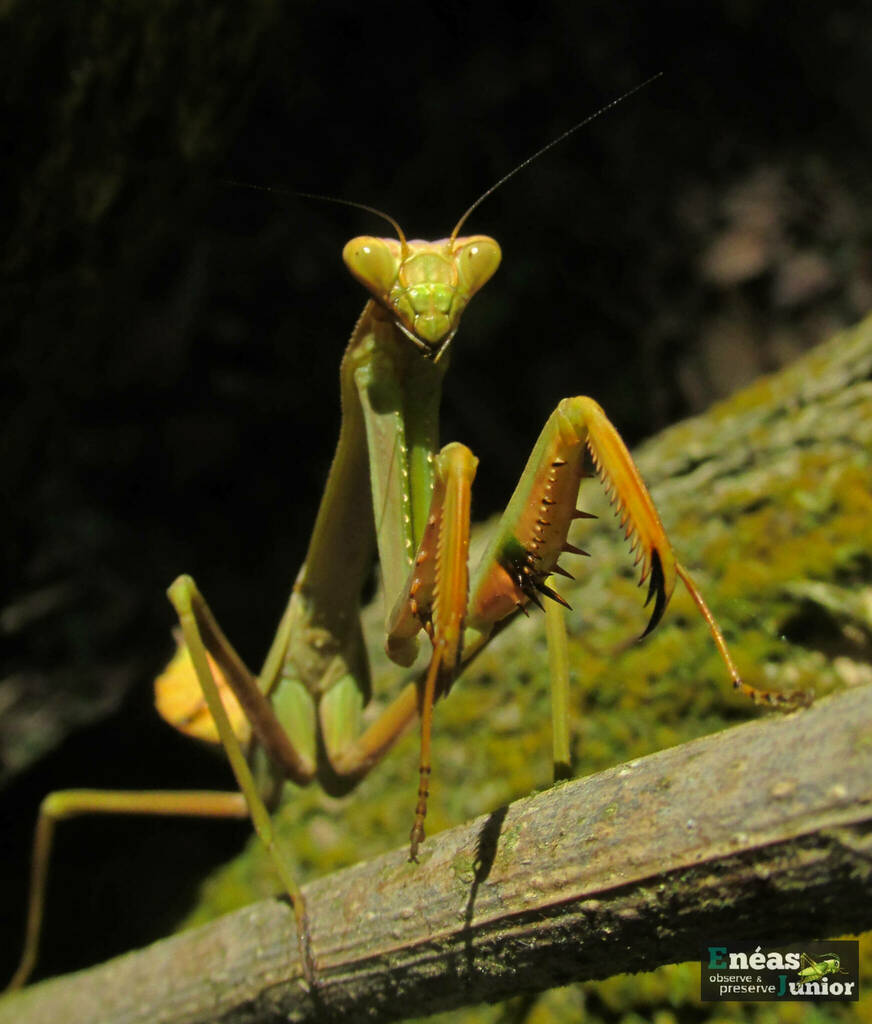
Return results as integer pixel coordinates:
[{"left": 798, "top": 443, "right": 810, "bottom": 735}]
[{"left": 7, "top": 82, "right": 811, "bottom": 992}]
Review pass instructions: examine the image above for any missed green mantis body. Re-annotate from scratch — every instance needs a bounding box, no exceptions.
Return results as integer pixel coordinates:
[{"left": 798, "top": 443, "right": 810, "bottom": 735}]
[{"left": 7, "top": 130, "right": 809, "bottom": 991}]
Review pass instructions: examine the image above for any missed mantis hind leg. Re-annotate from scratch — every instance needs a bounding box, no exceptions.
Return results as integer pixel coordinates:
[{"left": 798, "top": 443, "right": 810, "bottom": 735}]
[
  {"left": 6, "top": 789, "right": 248, "bottom": 992},
  {"left": 6, "top": 575, "right": 324, "bottom": 992}
]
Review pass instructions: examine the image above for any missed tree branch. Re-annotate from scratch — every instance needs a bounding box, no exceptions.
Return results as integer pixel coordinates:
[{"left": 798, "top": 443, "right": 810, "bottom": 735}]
[{"left": 4, "top": 683, "right": 871, "bottom": 1024}]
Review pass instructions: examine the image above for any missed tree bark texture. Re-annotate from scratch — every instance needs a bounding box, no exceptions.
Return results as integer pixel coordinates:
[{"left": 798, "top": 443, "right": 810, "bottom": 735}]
[{"left": 2, "top": 681, "right": 871, "bottom": 1024}]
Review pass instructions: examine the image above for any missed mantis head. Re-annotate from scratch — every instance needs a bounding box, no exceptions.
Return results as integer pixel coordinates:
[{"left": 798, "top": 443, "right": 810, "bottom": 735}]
[
  {"left": 343, "top": 234, "right": 502, "bottom": 362},
  {"left": 328, "top": 75, "right": 664, "bottom": 363},
  {"left": 340, "top": 75, "right": 665, "bottom": 363}
]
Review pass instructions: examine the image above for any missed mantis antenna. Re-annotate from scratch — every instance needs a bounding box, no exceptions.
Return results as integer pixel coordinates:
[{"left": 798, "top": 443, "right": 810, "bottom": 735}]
[
  {"left": 295, "top": 192, "right": 409, "bottom": 255},
  {"left": 223, "top": 71, "right": 662, "bottom": 249},
  {"left": 218, "top": 180, "right": 410, "bottom": 255},
  {"left": 449, "top": 71, "right": 664, "bottom": 243}
]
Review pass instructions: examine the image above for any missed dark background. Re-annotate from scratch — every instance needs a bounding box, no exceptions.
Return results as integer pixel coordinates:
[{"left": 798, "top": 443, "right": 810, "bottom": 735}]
[{"left": 2, "top": 1, "right": 870, "bottom": 985}]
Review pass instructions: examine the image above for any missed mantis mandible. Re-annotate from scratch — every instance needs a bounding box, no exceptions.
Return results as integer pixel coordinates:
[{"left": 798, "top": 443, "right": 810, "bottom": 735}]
[{"left": 7, "top": 80, "right": 809, "bottom": 991}]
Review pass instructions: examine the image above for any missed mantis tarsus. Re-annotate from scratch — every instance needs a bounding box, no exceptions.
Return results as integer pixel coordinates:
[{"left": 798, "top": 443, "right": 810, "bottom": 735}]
[{"left": 7, "top": 81, "right": 811, "bottom": 992}]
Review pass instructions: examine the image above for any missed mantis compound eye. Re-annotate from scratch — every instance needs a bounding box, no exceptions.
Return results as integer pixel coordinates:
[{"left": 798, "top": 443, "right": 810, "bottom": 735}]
[
  {"left": 343, "top": 236, "right": 401, "bottom": 299},
  {"left": 453, "top": 236, "right": 502, "bottom": 296}
]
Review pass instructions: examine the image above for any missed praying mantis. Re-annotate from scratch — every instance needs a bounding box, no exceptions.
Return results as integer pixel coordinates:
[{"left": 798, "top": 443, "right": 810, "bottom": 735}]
[{"left": 6, "top": 82, "right": 810, "bottom": 992}]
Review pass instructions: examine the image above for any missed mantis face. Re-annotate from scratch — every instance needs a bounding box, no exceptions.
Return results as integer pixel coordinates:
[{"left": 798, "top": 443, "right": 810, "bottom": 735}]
[{"left": 343, "top": 235, "right": 502, "bottom": 360}]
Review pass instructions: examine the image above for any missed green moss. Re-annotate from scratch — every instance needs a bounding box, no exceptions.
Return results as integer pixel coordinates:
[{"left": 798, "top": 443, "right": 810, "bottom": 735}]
[{"left": 450, "top": 850, "right": 477, "bottom": 885}]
